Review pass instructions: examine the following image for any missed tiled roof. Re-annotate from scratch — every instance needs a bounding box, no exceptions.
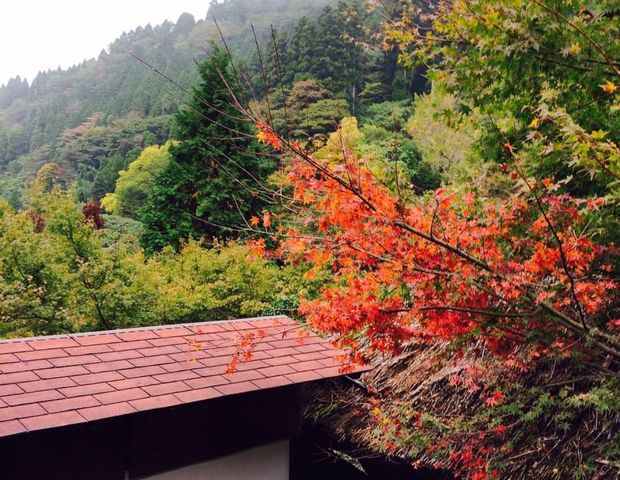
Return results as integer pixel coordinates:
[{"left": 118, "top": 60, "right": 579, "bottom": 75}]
[{"left": 0, "top": 316, "right": 360, "bottom": 438}]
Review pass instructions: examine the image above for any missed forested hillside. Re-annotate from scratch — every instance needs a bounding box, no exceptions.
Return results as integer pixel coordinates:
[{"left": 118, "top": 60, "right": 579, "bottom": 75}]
[
  {"left": 0, "top": 0, "right": 333, "bottom": 204},
  {"left": 0, "top": 0, "right": 419, "bottom": 207},
  {"left": 0, "top": 0, "right": 618, "bottom": 478}
]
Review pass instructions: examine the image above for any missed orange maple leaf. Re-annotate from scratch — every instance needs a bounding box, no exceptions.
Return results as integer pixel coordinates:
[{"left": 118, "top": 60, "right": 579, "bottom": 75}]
[
  {"left": 600, "top": 80, "right": 618, "bottom": 94},
  {"left": 263, "top": 211, "right": 272, "bottom": 229}
]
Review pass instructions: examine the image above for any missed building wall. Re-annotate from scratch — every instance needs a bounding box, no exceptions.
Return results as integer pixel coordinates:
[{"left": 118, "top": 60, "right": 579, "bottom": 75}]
[
  {"left": 1, "top": 385, "right": 302, "bottom": 480},
  {"left": 145, "top": 440, "right": 290, "bottom": 480}
]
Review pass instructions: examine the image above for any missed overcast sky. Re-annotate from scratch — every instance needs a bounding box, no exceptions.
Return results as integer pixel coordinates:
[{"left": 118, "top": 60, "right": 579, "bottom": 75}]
[{"left": 0, "top": 1, "right": 210, "bottom": 86}]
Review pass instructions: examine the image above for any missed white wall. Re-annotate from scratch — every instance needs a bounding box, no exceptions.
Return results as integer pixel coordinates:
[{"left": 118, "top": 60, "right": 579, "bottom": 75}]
[{"left": 144, "top": 440, "right": 290, "bottom": 480}]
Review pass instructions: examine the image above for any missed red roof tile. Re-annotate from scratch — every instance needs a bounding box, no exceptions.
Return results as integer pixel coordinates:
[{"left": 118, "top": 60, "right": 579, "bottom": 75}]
[
  {"left": 215, "top": 381, "right": 259, "bottom": 396},
  {"left": 78, "top": 402, "right": 135, "bottom": 421},
  {"left": 0, "top": 419, "right": 26, "bottom": 436},
  {"left": 19, "top": 378, "right": 76, "bottom": 393},
  {"left": 0, "top": 353, "right": 19, "bottom": 364},
  {"left": 16, "top": 349, "right": 67, "bottom": 361},
  {"left": 60, "top": 383, "right": 114, "bottom": 398},
  {"left": 1, "top": 359, "right": 52, "bottom": 373},
  {"left": 130, "top": 394, "right": 183, "bottom": 411},
  {"left": 0, "top": 343, "right": 32, "bottom": 355},
  {"left": 21, "top": 411, "right": 85, "bottom": 432},
  {"left": 0, "top": 371, "right": 38, "bottom": 385},
  {"left": 73, "top": 371, "right": 124, "bottom": 385},
  {"left": 73, "top": 334, "right": 120, "bottom": 347},
  {"left": 253, "top": 376, "right": 292, "bottom": 390},
  {"left": 0, "top": 385, "right": 24, "bottom": 396},
  {"left": 94, "top": 388, "right": 148, "bottom": 405},
  {"left": 175, "top": 387, "right": 219, "bottom": 403},
  {"left": 0, "top": 316, "right": 365, "bottom": 438},
  {"left": 28, "top": 338, "right": 79, "bottom": 350}
]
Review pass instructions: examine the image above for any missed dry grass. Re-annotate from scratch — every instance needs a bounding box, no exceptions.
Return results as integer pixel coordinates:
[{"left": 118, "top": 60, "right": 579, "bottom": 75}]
[{"left": 308, "top": 340, "right": 620, "bottom": 479}]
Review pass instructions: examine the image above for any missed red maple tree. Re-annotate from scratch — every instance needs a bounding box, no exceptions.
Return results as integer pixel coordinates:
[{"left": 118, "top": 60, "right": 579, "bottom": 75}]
[
  {"left": 254, "top": 122, "right": 618, "bottom": 366},
  {"left": 250, "top": 121, "right": 619, "bottom": 477}
]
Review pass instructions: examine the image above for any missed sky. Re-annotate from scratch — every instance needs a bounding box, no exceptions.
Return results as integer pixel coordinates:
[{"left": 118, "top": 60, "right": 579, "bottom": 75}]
[{"left": 0, "top": 0, "right": 210, "bottom": 86}]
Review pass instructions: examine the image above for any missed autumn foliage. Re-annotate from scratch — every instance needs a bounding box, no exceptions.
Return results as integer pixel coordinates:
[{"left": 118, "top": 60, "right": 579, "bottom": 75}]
[
  {"left": 240, "top": 2, "right": 620, "bottom": 475},
  {"left": 256, "top": 120, "right": 617, "bottom": 362},
  {"left": 254, "top": 113, "right": 619, "bottom": 476}
]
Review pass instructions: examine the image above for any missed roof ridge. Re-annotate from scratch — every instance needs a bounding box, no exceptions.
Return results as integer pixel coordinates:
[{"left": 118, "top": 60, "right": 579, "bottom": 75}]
[{"left": 0, "top": 315, "right": 292, "bottom": 345}]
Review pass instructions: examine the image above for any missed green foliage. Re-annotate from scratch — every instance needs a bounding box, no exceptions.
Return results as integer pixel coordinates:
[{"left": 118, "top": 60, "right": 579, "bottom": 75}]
[
  {"left": 399, "top": 140, "right": 440, "bottom": 193},
  {"left": 421, "top": 0, "right": 620, "bottom": 203},
  {"left": 57, "top": 114, "right": 172, "bottom": 201},
  {"left": 207, "top": 0, "right": 333, "bottom": 56},
  {"left": 0, "top": 187, "right": 307, "bottom": 337},
  {"left": 102, "top": 142, "right": 173, "bottom": 218},
  {"left": 360, "top": 100, "right": 410, "bottom": 132},
  {"left": 128, "top": 242, "right": 299, "bottom": 323},
  {"left": 315, "top": 116, "right": 440, "bottom": 196},
  {"left": 138, "top": 159, "right": 196, "bottom": 253},
  {"left": 140, "top": 47, "right": 276, "bottom": 251},
  {"left": 299, "top": 98, "right": 350, "bottom": 140},
  {"left": 99, "top": 214, "right": 144, "bottom": 248},
  {"left": 259, "top": 79, "right": 350, "bottom": 146},
  {"left": 406, "top": 85, "right": 498, "bottom": 193},
  {"left": 348, "top": 99, "right": 441, "bottom": 194},
  {"left": 92, "top": 154, "right": 128, "bottom": 200},
  {"left": 0, "top": 114, "right": 172, "bottom": 205}
]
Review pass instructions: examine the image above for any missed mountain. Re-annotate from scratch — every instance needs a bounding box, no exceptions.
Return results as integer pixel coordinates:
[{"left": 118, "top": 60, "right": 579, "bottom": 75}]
[{"left": 0, "top": 0, "right": 332, "bottom": 204}]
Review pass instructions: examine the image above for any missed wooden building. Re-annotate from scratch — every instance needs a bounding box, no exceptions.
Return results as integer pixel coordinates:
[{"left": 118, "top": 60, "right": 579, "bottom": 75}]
[{"left": 0, "top": 316, "right": 362, "bottom": 479}]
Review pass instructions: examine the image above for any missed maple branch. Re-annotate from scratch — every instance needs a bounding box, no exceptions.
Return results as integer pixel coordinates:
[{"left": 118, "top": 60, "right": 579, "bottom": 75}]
[
  {"left": 536, "top": 300, "right": 620, "bottom": 358},
  {"left": 269, "top": 25, "right": 292, "bottom": 139},
  {"left": 392, "top": 218, "right": 620, "bottom": 360},
  {"left": 509, "top": 151, "right": 588, "bottom": 330},
  {"left": 429, "top": 195, "right": 441, "bottom": 240},
  {"left": 345, "top": 241, "right": 456, "bottom": 278},
  {"left": 417, "top": 306, "right": 536, "bottom": 318},
  {"left": 285, "top": 138, "right": 620, "bottom": 358},
  {"left": 393, "top": 220, "right": 493, "bottom": 273},
  {"left": 218, "top": 56, "right": 620, "bottom": 362},
  {"left": 213, "top": 17, "right": 263, "bottom": 108},
  {"left": 533, "top": 53, "right": 614, "bottom": 76},
  {"left": 250, "top": 23, "right": 275, "bottom": 129}
]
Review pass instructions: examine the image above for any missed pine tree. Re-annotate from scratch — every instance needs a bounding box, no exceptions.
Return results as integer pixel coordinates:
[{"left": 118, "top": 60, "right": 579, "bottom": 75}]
[{"left": 140, "top": 46, "right": 275, "bottom": 252}]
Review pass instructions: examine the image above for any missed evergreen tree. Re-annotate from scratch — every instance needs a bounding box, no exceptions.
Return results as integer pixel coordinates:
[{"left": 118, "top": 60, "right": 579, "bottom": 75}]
[
  {"left": 92, "top": 153, "right": 128, "bottom": 200},
  {"left": 140, "top": 46, "right": 275, "bottom": 252},
  {"left": 254, "top": 1, "right": 398, "bottom": 110},
  {"left": 286, "top": 17, "right": 318, "bottom": 83}
]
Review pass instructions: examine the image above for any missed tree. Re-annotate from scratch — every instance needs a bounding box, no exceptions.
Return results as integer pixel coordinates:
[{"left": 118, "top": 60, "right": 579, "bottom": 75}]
[
  {"left": 312, "top": 2, "right": 368, "bottom": 108},
  {"left": 257, "top": 1, "right": 397, "bottom": 108},
  {"left": 173, "top": 12, "right": 196, "bottom": 36},
  {"left": 406, "top": 85, "right": 491, "bottom": 192},
  {"left": 259, "top": 79, "right": 350, "bottom": 145},
  {"left": 253, "top": 118, "right": 619, "bottom": 478},
  {"left": 0, "top": 185, "right": 307, "bottom": 337},
  {"left": 101, "top": 142, "right": 172, "bottom": 218},
  {"left": 286, "top": 17, "right": 319, "bottom": 83},
  {"left": 247, "top": 0, "right": 620, "bottom": 469},
  {"left": 390, "top": 0, "right": 620, "bottom": 204},
  {"left": 140, "top": 46, "right": 276, "bottom": 252},
  {"left": 92, "top": 153, "right": 128, "bottom": 200}
]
